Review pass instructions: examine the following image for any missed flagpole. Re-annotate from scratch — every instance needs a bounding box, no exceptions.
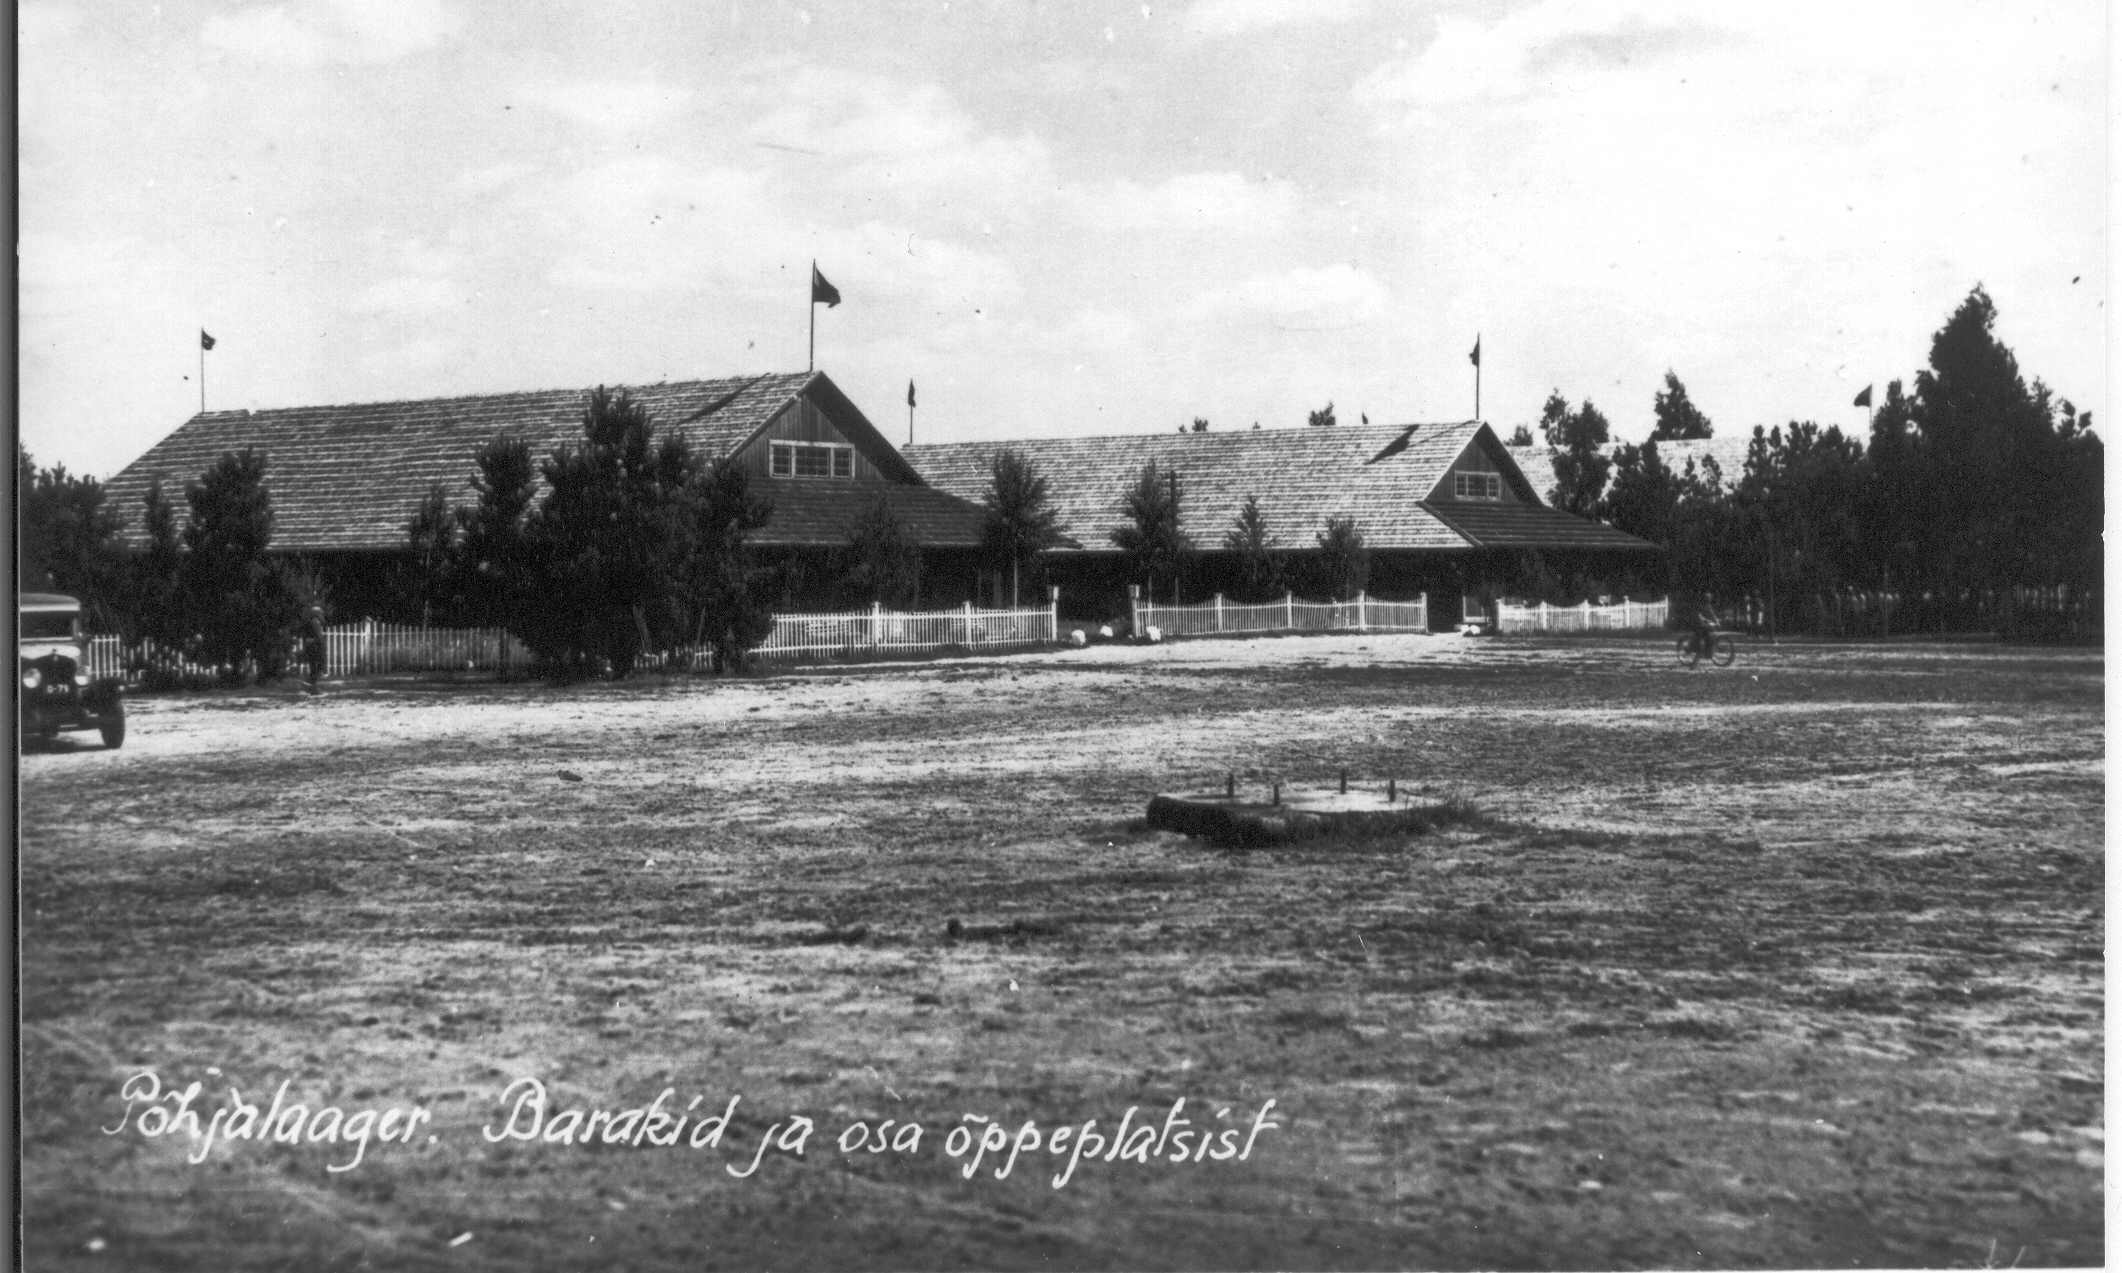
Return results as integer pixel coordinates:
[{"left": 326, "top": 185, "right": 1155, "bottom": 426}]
[
  {"left": 1474, "top": 333, "right": 1481, "bottom": 422},
  {"left": 808, "top": 259, "right": 816, "bottom": 373},
  {"left": 200, "top": 341, "right": 206, "bottom": 415}
]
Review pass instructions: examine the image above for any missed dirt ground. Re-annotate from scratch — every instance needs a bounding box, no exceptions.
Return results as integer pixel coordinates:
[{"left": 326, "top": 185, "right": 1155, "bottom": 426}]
[{"left": 17, "top": 631, "right": 2105, "bottom": 1270}]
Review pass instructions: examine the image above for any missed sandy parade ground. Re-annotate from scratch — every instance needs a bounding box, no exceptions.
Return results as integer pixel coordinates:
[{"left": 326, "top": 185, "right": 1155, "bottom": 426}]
[{"left": 18, "top": 630, "right": 2104, "bottom": 1270}]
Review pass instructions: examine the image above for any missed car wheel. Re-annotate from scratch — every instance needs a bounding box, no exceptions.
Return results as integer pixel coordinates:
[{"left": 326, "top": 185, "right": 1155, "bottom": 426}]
[{"left": 100, "top": 705, "right": 126, "bottom": 750}]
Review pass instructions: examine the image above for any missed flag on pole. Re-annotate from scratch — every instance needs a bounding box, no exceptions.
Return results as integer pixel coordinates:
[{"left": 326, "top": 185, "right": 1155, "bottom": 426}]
[
  {"left": 907, "top": 380, "right": 916, "bottom": 408},
  {"left": 1852, "top": 385, "right": 1873, "bottom": 408},
  {"left": 1468, "top": 336, "right": 1480, "bottom": 367},
  {"left": 811, "top": 265, "right": 841, "bottom": 308},
  {"left": 200, "top": 330, "right": 217, "bottom": 351}
]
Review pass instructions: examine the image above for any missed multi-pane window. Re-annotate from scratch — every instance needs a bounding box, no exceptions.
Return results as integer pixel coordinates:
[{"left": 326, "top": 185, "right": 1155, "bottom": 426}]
[
  {"left": 771, "top": 442, "right": 855, "bottom": 479},
  {"left": 1453, "top": 470, "right": 1502, "bottom": 500}
]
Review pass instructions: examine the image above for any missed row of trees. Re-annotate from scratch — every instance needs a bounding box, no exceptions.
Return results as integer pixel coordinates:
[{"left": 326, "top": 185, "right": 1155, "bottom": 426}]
[
  {"left": 18, "top": 444, "right": 315, "bottom": 683},
  {"left": 1103, "top": 459, "right": 1371, "bottom": 604},
  {"left": 19, "top": 286, "right": 2096, "bottom": 676},
  {"left": 399, "top": 387, "right": 780, "bottom": 675},
  {"left": 1544, "top": 288, "right": 2100, "bottom": 636}
]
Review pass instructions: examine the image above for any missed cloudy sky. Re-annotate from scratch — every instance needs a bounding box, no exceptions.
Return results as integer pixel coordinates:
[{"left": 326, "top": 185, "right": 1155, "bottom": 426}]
[{"left": 19, "top": 0, "right": 2107, "bottom": 479}]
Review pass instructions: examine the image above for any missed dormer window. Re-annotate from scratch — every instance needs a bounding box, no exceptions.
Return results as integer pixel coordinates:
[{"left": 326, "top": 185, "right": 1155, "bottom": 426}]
[
  {"left": 771, "top": 441, "right": 854, "bottom": 479},
  {"left": 1453, "top": 470, "right": 1502, "bottom": 500}
]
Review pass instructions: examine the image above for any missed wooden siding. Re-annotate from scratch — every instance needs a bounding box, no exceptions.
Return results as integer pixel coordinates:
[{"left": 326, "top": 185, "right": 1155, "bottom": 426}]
[
  {"left": 1430, "top": 430, "right": 1539, "bottom": 505},
  {"left": 734, "top": 398, "right": 892, "bottom": 483}
]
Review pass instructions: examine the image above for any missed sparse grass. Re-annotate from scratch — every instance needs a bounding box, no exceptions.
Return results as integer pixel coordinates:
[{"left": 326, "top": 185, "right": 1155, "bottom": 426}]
[{"left": 17, "top": 635, "right": 2104, "bottom": 1271}]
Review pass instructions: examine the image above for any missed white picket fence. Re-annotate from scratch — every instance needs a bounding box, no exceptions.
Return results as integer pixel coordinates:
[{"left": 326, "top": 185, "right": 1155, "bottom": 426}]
[
  {"left": 749, "top": 600, "right": 1057, "bottom": 660},
  {"left": 81, "top": 625, "right": 531, "bottom": 683},
  {"left": 1493, "top": 596, "right": 1669, "bottom": 633},
  {"left": 77, "top": 602, "right": 1060, "bottom": 683},
  {"left": 1131, "top": 591, "right": 1428, "bottom": 639}
]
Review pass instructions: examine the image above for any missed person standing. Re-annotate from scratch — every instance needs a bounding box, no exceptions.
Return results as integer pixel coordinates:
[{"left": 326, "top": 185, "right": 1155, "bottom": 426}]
[{"left": 302, "top": 606, "right": 327, "bottom": 689}]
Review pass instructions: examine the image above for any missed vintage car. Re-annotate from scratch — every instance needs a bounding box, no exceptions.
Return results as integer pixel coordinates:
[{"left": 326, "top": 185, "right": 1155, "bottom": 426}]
[{"left": 19, "top": 592, "right": 125, "bottom": 748}]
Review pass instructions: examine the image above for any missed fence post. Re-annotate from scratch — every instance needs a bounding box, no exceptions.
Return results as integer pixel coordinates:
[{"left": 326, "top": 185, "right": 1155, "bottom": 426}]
[
  {"left": 962, "top": 599, "right": 973, "bottom": 645},
  {"left": 1128, "top": 584, "right": 1141, "bottom": 638},
  {"left": 871, "top": 600, "right": 883, "bottom": 649},
  {"left": 1357, "top": 589, "right": 1368, "bottom": 631},
  {"left": 1285, "top": 590, "right": 1294, "bottom": 631},
  {"left": 1049, "top": 585, "right": 1060, "bottom": 643}
]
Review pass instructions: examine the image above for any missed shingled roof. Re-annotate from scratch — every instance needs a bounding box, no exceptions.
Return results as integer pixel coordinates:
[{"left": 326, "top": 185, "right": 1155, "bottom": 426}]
[
  {"left": 749, "top": 479, "right": 986, "bottom": 549},
  {"left": 906, "top": 421, "right": 1652, "bottom": 554},
  {"left": 98, "top": 371, "right": 974, "bottom": 552}
]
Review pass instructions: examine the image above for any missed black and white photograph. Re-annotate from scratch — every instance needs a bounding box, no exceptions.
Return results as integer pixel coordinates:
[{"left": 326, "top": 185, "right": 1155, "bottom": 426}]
[{"left": 16, "top": 1, "right": 2105, "bottom": 1268}]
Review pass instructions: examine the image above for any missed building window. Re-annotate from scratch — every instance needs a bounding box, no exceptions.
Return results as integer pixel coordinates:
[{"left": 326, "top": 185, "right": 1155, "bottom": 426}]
[
  {"left": 771, "top": 441, "right": 855, "bottom": 479},
  {"left": 1453, "top": 470, "right": 1502, "bottom": 500}
]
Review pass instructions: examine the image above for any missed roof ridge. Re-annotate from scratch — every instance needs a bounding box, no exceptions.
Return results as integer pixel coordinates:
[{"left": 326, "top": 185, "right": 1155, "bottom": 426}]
[
  {"left": 903, "top": 419, "right": 1483, "bottom": 449},
  {"left": 183, "top": 371, "right": 812, "bottom": 418}
]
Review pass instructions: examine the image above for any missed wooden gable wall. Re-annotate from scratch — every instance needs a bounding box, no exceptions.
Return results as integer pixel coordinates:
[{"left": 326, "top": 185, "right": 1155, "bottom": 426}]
[
  {"left": 1425, "top": 428, "right": 1541, "bottom": 506},
  {"left": 731, "top": 396, "right": 894, "bottom": 483}
]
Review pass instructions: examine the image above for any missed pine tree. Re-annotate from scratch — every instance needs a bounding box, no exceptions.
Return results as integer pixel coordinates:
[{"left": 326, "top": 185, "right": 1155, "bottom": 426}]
[
  {"left": 1650, "top": 371, "right": 1714, "bottom": 440},
  {"left": 179, "top": 449, "right": 300, "bottom": 681},
  {"left": 680, "top": 456, "right": 776, "bottom": 673},
  {"left": 519, "top": 387, "right": 699, "bottom": 677},
  {"left": 1221, "top": 494, "right": 1283, "bottom": 602},
  {"left": 1601, "top": 439, "right": 1678, "bottom": 549},
  {"left": 455, "top": 434, "right": 538, "bottom": 633},
  {"left": 1110, "top": 460, "right": 1189, "bottom": 601},
  {"left": 17, "top": 444, "right": 124, "bottom": 628},
  {"left": 403, "top": 482, "right": 460, "bottom": 626},
  {"left": 133, "top": 476, "right": 188, "bottom": 659},
  {"left": 1540, "top": 392, "right": 1613, "bottom": 516},
  {"left": 980, "top": 447, "right": 1061, "bottom": 606},
  {"left": 839, "top": 494, "right": 923, "bottom": 609},
  {"left": 1314, "top": 516, "right": 1369, "bottom": 600}
]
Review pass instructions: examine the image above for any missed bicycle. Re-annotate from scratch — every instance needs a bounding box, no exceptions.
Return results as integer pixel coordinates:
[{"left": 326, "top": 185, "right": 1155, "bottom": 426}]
[{"left": 1675, "top": 629, "right": 1737, "bottom": 667}]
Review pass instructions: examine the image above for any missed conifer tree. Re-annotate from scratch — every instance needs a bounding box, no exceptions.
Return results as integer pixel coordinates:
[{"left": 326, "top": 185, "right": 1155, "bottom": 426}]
[
  {"left": 980, "top": 448, "right": 1061, "bottom": 606},
  {"left": 1221, "top": 494, "right": 1283, "bottom": 602},
  {"left": 1110, "top": 460, "right": 1189, "bottom": 602}
]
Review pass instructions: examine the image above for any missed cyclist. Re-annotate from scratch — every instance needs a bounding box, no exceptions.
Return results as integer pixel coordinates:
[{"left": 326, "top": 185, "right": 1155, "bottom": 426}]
[{"left": 1686, "top": 599, "right": 1718, "bottom": 661}]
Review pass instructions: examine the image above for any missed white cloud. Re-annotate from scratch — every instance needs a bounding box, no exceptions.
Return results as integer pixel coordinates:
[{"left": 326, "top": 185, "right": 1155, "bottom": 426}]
[
  {"left": 537, "top": 158, "right": 788, "bottom": 294},
  {"left": 1068, "top": 172, "right": 1298, "bottom": 235},
  {"left": 1356, "top": 0, "right": 1724, "bottom": 109},
  {"left": 538, "top": 78, "right": 696, "bottom": 133},
  {"left": 456, "top": 161, "right": 539, "bottom": 197},
  {"left": 1179, "top": 263, "right": 1390, "bottom": 329},
  {"left": 1184, "top": 0, "right": 1364, "bottom": 38},
  {"left": 202, "top": 0, "right": 460, "bottom": 66},
  {"left": 744, "top": 71, "right": 1057, "bottom": 226},
  {"left": 529, "top": 155, "right": 1024, "bottom": 318},
  {"left": 1051, "top": 307, "right": 1145, "bottom": 352}
]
